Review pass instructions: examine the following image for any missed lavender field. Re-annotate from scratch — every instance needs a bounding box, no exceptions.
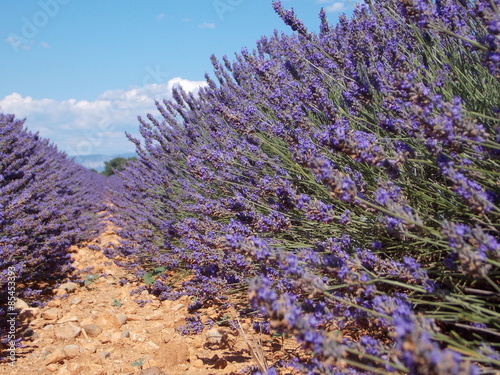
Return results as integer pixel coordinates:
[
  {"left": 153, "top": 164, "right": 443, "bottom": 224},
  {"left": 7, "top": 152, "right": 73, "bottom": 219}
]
[{"left": 2, "top": 0, "right": 500, "bottom": 373}]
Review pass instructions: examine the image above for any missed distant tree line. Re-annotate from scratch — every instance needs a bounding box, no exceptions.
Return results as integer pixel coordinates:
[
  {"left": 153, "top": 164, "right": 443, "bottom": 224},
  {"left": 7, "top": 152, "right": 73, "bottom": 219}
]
[{"left": 89, "top": 156, "right": 137, "bottom": 176}]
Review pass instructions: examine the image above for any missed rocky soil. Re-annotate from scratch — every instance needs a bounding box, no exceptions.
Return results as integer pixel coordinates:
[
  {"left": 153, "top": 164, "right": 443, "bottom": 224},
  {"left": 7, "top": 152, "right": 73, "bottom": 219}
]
[{"left": 1, "top": 219, "right": 293, "bottom": 375}]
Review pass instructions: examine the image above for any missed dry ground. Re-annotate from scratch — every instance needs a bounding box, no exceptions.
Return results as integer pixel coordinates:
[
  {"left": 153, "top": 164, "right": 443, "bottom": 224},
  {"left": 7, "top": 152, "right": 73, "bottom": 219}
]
[{"left": 1, "top": 218, "right": 298, "bottom": 375}]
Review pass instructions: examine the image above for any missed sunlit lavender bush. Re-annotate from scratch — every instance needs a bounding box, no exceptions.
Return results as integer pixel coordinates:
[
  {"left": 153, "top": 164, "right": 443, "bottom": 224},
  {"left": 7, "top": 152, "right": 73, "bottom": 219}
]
[
  {"left": 112, "top": 0, "right": 500, "bottom": 373},
  {"left": 0, "top": 114, "right": 104, "bottom": 309}
]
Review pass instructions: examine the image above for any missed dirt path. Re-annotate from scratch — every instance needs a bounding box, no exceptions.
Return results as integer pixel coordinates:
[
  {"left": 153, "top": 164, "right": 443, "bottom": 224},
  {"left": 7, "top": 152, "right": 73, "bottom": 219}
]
[{"left": 1, "top": 218, "right": 276, "bottom": 375}]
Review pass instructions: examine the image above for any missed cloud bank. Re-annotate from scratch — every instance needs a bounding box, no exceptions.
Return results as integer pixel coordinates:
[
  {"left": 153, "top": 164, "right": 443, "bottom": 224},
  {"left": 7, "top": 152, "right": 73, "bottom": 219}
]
[{"left": 0, "top": 77, "right": 207, "bottom": 157}]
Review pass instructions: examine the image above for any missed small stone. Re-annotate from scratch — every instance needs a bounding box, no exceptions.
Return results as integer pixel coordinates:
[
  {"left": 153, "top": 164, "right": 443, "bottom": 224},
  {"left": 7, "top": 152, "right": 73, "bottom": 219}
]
[
  {"left": 116, "top": 313, "right": 128, "bottom": 325},
  {"left": 145, "top": 311, "right": 163, "bottom": 321},
  {"left": 54, "top": 323, "right": 81, "bottom": 340},
  {"left": 213, "top": 357, "right": 228, "bottom": 369},
  {"left": 121, "top": 330, "right": 130, "bottom": 338},
  {"left": 130, "top": 332, "right": 144, "bottom": 342},
  {"left": 14, "top": 299, "right": 30, "bottom": 310},
  {"left": 19, "top": 307, "right": 41, "bottom": 322},
  {"left": 46, "top": 363, "right": 59, "bottom": 372},
  {"left": 98, "top": 351, "right": 111, "bottom": 359},
  {"left": 47, "top": 299, "right": 61, "bottom": 307},
  {"left": 80, "top": 342, "right": 97, "bottom": 353},
  {"left": 98, "top": 332, "right": 112, "bottom": 343},
  {"left": 43, "top": 348, "right": 67, "bottom": 365},
  {"left": 55, "top": 365, "right": 74, "bottom": 375},
  {"left": 146, "top": 341, "right": 160, "bottom": 351},
  {"left": 21, "top": 327, "right": 35, "bottom": 338},
  {"left": 69, "top": 297, "right": 82, "bottom": 305},
  {"left": 171, "top": 303, "right": 184, "bottom": 311},
  {"left": 205, "top": 328, "right": 225, "bottom": 345},
  {"left": 193, "top": 359, "right": 204, "bottom": 368},
  {"left": 104, "top": 268, "right": 116, "bottom": 276},
  {"left": 57, "top": 316, "right": 78, "bottom": 324},
  {"left": 43, "top": 324, "right": 55, "bottom": 330},
  {"left": 59, "top": 282, "right": 79, "bottom": 293},
  {"left": 65, "top": 363, "right": 83, "bottom": 374},
  {"left": 140, "top": 289, "right": 149, "bottom": 296},
  {"left": 138, "top": 366, "right": 168, "bottom": 375},
  {"left": 52, "top": 288, "right": 67, "bottom": 296},
  {"left": 63, "top": 344, "right": 82, "bottom": 358},
  {"left": 82, "top": 324, "right": 103, "bottom": 337},
  {"left": 146, "top": 323, "right": 164, "bottom": 334},
  {"left": 42, "top": 308, "right": 63, "bottom": 321}
]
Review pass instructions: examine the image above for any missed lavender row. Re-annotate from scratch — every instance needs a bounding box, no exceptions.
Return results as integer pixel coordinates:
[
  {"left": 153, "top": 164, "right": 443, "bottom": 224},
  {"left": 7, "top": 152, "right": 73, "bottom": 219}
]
[
  {"left": 111, "top": 0, "right": 500, "bottom": 373},
  {"left": 0, "top": 114, "right": 105, "bottom": 309}
]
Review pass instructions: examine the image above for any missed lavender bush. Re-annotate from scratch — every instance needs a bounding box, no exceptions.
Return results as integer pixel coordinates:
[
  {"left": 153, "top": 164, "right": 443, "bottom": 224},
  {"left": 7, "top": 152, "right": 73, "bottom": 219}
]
[
  {"left": 111, "top": 0, "right": 500, "bottom": 373},
  {"left": 0, "top": 114, "right": 104, "bottom": 341}
]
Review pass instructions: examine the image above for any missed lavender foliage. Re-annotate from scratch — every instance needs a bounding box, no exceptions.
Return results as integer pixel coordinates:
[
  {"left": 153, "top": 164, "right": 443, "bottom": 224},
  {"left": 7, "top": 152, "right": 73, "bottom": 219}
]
[
  {"left": 110, "top": 0, "right": 500, "bottom": 372},
  {"left": 0, "top": 114, "right": 104, "bottom": 347}
]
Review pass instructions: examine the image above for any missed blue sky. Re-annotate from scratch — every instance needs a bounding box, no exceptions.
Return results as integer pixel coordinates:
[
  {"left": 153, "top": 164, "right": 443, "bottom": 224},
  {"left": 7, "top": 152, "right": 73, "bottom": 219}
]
[{"left": 0, "top": 0, "right": 354, "bottom": 157}]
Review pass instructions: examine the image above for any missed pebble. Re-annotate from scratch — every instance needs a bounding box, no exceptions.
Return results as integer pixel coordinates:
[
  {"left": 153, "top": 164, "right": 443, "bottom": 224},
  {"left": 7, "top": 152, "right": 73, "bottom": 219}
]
[
  {"left": 47, "top": 300, "right": 62, "bottom": 308},
  {"left": 57, "top": 316, "right": 78, "bottom": 324},
  {"left": 63, "top": 344, "right": 82, "bottom": 358},
  {"left": 120, "top": 330, "right": 130, "bottom": 338},
  {"left": 19, "top": 307, "right": 41, "bottom": 322},
  {"left": 130, "top": 332, "right": 144, "bottom": 342},
  {"left": 193, "top": 359, "right": 204, "bottom": 368},
  {"left": 80, "top": 342, "right": 97, "bottom": 353},
  {"left": 54, "top": 323, "right": 81, "bottom": 340},
  {"left": 146, "top": 323, "right": 164, "bottom": 334},
  {"left": 69, "top": 297, "right": 82, "bottom": 305},
  {"left": 43, "top": 348, "right": 67, "bottom": 365},
  {"left": 205, "top": 328, "right": 225, "bottom": 345},
  {"left": 116, "top": 313, "right": 128, "bottom": 325},
  {"left": 98, "top": 332, "right": 112, "bottom": 343},
  {"left": 42, "top": 308, "right": 63, "bottom": 321},
  {"left": 213, "top": 357, "right": 228, "bottom": 369},
  {"left": 82, "top": 324, "right": 103, "bottom": 337},
  {"left": 20, "top": 327, "right": 35, "bottom": 338},
  {"left": 52, "top": 288, "right": 67, "bottom": 296},
  {"left": 98, "top": 351, "right": 111, "bottom": 359},
  {"left": 146, "top": 341, "right": 160, "bottom": 351},
  {"left": 59, "top": 282, "right": 79, "bottom": 293},
  {"left": 14, "top": 298, "right": 30, "bottom": 310},
  {"left": 145, "top": 311, "right": 163, "bottom": 321},
  {"left": 46, "top": 364, "right": 61, "bottom": 373},
  {"left": 171, "top": 303, "right": 184, "bottom": 311},
  {"left": 59, "top": 363, "right": 81, "bottom": 375}
]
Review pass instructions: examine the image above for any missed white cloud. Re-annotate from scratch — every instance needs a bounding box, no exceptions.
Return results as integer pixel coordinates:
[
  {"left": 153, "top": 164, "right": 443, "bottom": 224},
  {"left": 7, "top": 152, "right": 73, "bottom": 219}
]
[
  {"left": 198, "top": 22, "right": 215, "bottom": 29},
  {"left": 315, "top": 0, "right": 346, "bottom": 12},
  {"left": 325, "top": 2, "right": 345, "bottom": 12},
  {"left": 40, "top": 41, "right": 50, "bottom": 48},
  {"left": 0, "top": 77, "right": 208, "bottom": 157},
  {"left": 156, "top": 13, "right": 165, "bottom": 20}
]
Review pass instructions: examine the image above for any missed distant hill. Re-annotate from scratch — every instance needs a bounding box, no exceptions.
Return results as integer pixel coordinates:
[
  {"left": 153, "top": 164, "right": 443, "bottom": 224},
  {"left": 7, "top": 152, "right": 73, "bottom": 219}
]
[{"left": 71, "top": 152, "right": 137, "bottom": 172}]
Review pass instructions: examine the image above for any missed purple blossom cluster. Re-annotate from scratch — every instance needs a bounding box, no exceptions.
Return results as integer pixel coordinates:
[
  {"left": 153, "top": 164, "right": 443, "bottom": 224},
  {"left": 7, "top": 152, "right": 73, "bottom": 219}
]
[
  {"left": 109, "top": 0, "right": 500, "bottom": 372},
  {"left": 0, "top": 114, "right": 104, "bottom": 346}
]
